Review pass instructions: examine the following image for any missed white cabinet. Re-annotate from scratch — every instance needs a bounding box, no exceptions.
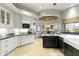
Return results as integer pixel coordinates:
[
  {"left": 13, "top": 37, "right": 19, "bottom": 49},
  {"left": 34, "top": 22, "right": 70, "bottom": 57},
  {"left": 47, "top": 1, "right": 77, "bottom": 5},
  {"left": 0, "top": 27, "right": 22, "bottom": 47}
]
[
  {"left": 21, "top": 36, "right": 27, "bottom": 45},
  {"left": 17, "top": 36, "right": 23, "bottom": 46},
  {"left": 13, "top": 37, "right": 17, "bottom": 48},
  {"left": 24, "top": 36, "right": 30, "bottom": 44},
  {"left": 9, "top": 38, "right": 15, "bottom": 51},
  {"left": 0, "top": 37, "right": 15, "bottom": 56},
  {"left": 0, "top": 34, "right": 35, "bottom": 56},
  {"left": 14, "top": 13, "right": 22, "bottom": 28},
  {"left": 0, "top": 9, "right": 11, "bottom": 27},
  {"left": 21, "top": 35, "right": 35, "bottom": 45},
  {"left": 26, "top": 35, "right": 35, "bottom": 44},
  {"left": 0, "top": 38, "right": 10, "bottom": 56},
  {"left": 0, "top": 5, "right": 15, "bottom": 28},
  {"left": 14, "top": 37, "right": 19, "bottom": 47}
]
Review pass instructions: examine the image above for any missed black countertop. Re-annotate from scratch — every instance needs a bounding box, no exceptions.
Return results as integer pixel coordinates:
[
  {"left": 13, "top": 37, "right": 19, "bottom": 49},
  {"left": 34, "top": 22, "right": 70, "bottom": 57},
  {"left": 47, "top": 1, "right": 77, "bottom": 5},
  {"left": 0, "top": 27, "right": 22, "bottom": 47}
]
[{"left": 0, "top": 34, "right": 33, "bottom": 40}]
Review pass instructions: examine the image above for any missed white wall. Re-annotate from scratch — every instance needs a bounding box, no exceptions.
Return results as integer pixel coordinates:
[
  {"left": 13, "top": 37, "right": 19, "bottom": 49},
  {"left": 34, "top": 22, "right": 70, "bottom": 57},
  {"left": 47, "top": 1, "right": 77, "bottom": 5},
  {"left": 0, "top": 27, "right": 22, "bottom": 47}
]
[{"left": 61, "top": 5, "right": 79, "bottom": 19}]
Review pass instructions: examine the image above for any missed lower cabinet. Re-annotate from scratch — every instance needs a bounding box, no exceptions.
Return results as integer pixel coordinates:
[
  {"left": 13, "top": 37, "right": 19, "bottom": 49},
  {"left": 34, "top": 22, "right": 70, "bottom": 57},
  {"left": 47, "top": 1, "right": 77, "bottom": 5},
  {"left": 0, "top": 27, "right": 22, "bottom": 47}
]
[
  {"left": 26, "top": 35, "right": 34, "bottom": 44},
  {"left": 64, "top": 42, "right": 79, "bottom": 56},
  {"left": 0, "top": 38, "right": 11, "bottom": 56},
  {"left": 0, "top": 35, "right": 35, "bottom": 56},
  {"left": 64, "top": 42, "right": 73, "bottom": 56},
  {"left": 43, "top": 36, "right": 57, "bottom": 48},
  {"left": 21, "top": 35, "right": 34, "bottom": 45},
  {"left": 17, "top": 36, "right": 23, "bottom": 46},
  {"left": 57, "top": 37, "right": 64, "bottom": 48},
  {"left": 13, "top": 37, "right": 18, "bottom": 48},
  {"left": 21, "top": 36, "right": 27, "bottom": 45},
  {"left": 73, "top": 47, "right": 79, "bottom": 56},
  {"left": 43, "top": 36, "right": 64, "bottom": 49}
]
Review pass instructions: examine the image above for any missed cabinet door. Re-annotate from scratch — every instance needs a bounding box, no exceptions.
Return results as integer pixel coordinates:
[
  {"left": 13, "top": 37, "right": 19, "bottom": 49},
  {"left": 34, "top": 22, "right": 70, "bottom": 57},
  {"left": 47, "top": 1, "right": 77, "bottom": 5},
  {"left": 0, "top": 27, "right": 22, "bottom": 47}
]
[
  {"left": 14, "top": 13, "right": 22, "bottom": 28},
  {"left": 64, "top": 43, "right": 73, "bottom": 56},
  {"left": 68, "top": 45, "right": 73, "bottom": 56},
  {"left": 73, "top": 47, "right": 79, "bottom": 56},
  {"left": 29, "top": 35, "right": 34, "bottom": 43},
  {"left": 17, "top": 37, "right": 21, "bottom": 47},
  {"left": 59, "top": 37, "right": 64, "bottom": 48},
  {"left": 9, "top": 38, "right": 14, "bottom": 51},
  {"left": 26, "top": 35, "right": 32, "bottom": 44},
  {"left": 14, "top": 37, "right": 18, "bottom": 48},
  {"left": 6, "top": 12, "right": 10, "bottom": 24},
  {"left": 21, "top": 36, "right": 26, "bottom": 45},
  {"left": 0, "top": 10, "right": 5, "bottom": 24},
  {"left": 0, "top": 39, "right": 10, "bottom": 56},
  {"left": 21, "top": 37, "right": 24, "bottom": 46},
  {"left": 19, "top": 36, "right": 23, "bottom": 46},
  {"left": 0, "top": 42, "right": 6, "bottom": 56},
  {"left": 64, "top": 43, "right": 69, "bottom": 56},
  {"left": 14, "top": 37, "right": 18, "bottom": 47},
  {"left": 43, "top": 36, "right": 57, "bottom": 48}
]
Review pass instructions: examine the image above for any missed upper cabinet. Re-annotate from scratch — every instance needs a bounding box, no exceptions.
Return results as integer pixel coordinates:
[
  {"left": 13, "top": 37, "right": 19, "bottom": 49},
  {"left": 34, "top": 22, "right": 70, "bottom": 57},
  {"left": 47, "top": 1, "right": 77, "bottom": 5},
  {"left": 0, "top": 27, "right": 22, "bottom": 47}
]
[
  {"left": 0, "top": 5, "right": 14, "bottom": 28},
  {"left": 6, "top": 12, "right": 10, "bottom": 24},
  {"left": 0, "top": 10, "right": 5, "bottom": 24},
  {"left": 0, "top": 9, "right": 10, "bottom": 25},
  {"left": 14, "top": 13, "right": 22, "bottom": 28}
]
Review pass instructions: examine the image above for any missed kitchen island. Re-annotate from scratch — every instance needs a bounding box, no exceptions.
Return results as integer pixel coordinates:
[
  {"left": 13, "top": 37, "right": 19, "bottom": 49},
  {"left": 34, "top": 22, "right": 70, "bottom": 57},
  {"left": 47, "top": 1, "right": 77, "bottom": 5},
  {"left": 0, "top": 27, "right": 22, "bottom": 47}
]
[
  {"left": 42, "top": 34, "right": 64, "bottom": 53},
  {"left": 42, "top": 34, "right": 79, "bottom": 56}
]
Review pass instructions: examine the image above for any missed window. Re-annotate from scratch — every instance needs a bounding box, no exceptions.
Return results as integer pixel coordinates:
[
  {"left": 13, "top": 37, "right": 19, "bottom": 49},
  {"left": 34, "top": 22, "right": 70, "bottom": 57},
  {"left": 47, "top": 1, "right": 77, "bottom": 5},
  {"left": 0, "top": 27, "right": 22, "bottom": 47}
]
[
  {"left": 73, "top": 23, "right": 79, "bottom": 32},
  {"left": 65, "top": 22, "right": 79, "bottom": 32}
]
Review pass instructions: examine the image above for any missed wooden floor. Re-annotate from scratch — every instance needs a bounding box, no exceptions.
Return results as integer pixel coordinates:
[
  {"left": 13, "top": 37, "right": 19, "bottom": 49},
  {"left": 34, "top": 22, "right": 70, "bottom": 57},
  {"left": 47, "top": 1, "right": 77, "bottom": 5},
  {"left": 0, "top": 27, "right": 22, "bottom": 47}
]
[{"left": 8, "top": 38, "right": 64, "bottom": 56}]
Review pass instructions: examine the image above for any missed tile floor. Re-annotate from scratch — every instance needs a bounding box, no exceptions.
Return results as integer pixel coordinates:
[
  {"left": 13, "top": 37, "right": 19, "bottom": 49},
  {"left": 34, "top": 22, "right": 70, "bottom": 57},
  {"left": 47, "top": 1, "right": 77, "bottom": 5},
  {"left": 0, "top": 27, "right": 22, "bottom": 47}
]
[{"left": 7, "top": 38, "right": 64, "bottom": 56}]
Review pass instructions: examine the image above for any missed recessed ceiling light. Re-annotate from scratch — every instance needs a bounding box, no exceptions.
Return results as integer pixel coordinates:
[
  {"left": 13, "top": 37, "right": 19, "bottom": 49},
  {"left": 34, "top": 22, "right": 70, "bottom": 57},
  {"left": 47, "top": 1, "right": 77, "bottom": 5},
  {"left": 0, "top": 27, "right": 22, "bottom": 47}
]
[{"left": 39, "top": 6, "right": 42, "bottom": 9}]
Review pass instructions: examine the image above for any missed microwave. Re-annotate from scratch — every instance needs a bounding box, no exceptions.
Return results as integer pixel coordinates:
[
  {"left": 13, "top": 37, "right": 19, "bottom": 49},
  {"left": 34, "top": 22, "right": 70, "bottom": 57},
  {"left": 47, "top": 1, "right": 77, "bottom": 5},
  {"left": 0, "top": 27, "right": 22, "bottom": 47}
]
[{"left": 22, "top": 23, "right": 30, "bottom": 28}]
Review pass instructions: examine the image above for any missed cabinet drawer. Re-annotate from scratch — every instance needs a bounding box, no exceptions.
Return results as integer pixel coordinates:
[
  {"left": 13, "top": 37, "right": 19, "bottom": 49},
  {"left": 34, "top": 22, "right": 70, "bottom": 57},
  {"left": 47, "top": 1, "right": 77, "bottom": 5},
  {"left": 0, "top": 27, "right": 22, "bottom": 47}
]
[
  {"left": 1, "top": 44, "right": 9, "bottom": 50},
  {"left": 1, "top": 39, "right": 9, "bottom": 44},
  {"left": 0, "top": 51, "right": 6, "bottom": 56}
]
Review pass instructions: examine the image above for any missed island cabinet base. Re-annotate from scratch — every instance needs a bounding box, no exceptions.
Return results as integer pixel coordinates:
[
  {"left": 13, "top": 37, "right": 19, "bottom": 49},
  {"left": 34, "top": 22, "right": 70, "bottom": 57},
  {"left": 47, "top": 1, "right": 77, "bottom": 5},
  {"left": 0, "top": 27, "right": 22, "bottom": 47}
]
[
  {"left": 42, "top": 36, "right": 64, "bottom": 48},
  {"left": 43, "top": 36, "right": 57, "bottom": 48},
  {"left": 64, "top": 42, "right": 73, "bottom": 56},
  {"left": 64, "top": 42, "right": 79, "bottom": 56},
  {"left": 73, "top": 47, "right": 79, "bottom": 56}
]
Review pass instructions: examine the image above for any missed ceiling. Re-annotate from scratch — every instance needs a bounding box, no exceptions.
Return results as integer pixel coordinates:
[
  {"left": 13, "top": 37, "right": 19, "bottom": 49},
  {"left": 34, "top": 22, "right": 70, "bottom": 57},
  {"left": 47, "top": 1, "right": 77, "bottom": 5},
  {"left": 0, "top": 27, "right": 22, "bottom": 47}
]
[{"left": 15, "top": 3, "right": 79, "bottom": 11}]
